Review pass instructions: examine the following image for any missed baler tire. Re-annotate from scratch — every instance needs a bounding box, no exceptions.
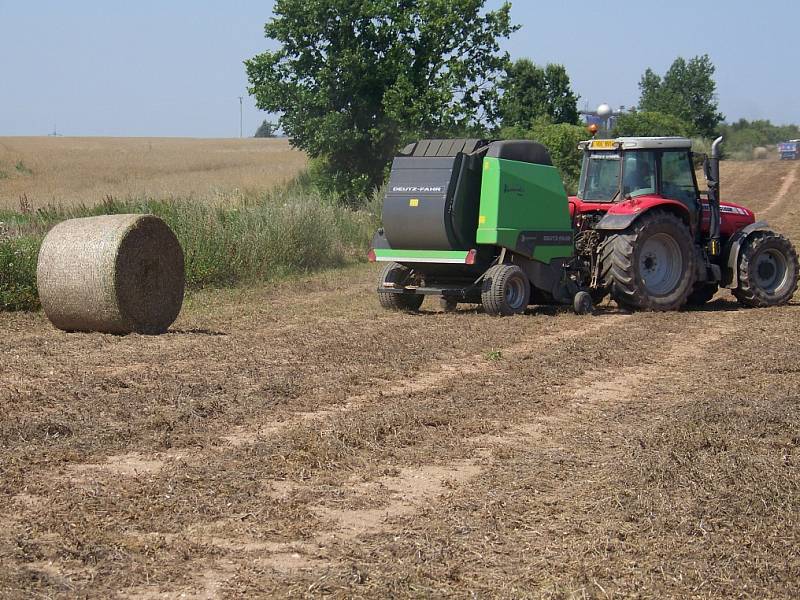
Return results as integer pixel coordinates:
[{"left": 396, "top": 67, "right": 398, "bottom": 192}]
[
  {"left": 377, "top": 263, "right": 424, "bottom": 312},
  {"left": 573, "top": 291, "right": 594, "bottom": 315},
  {"left": 600, "top": 211, "right": 696, "bottom": 311},
  {"left": 733, "top": 231, "right": 799, "bottom": 307},
  {"left": 686, "top": 283, "right": 719, "bottom": 306},
  {"left": 481, "top": 264, "right": 530, "bottom": 316}
]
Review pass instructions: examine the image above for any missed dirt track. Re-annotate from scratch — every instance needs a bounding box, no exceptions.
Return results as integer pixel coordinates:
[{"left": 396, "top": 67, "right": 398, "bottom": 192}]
[{"left": 2, "top": 161, "right": 800, "bottom": 598}]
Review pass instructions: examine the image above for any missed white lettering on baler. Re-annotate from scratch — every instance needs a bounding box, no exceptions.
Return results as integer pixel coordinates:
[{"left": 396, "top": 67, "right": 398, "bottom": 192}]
[{"left": 392, "top": 186, "right": 444, "bottom": 193}]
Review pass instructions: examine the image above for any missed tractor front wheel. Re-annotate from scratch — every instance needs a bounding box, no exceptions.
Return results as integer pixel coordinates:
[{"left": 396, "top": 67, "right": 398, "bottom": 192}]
[
  {"left": 481, "top": 264, "right": 530, "bottom": 316},
  {"left": 733, "top": 231, "right": 798, "bottom": 307},
  {"left": 601, "top": 211, "right": 696, "bottom": 311},
  {"left": 377, "top": 262, "right": 424, "bottom": 312}
]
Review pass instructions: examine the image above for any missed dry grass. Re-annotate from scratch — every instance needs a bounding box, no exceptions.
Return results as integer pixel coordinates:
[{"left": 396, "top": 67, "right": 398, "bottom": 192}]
[
  {"left": 1, "top": 160, "right": 799, "bottom": 597},
  {"left": 0, "top": 137, "right": 307, "bottom": 209}
]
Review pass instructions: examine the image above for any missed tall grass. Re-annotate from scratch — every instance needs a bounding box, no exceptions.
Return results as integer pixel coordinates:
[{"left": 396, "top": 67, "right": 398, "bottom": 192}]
[
  {"left": 0, "top": 180, "right": 379, "bottom": 312},
  {"left": 0, "top": 235, "right": 39, "bottom": 311}
]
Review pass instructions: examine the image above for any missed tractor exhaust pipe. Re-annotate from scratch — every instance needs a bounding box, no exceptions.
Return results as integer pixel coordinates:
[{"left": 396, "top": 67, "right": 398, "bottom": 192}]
[{"left": 704, "top": 136, "right": 723, "bottom": 256}]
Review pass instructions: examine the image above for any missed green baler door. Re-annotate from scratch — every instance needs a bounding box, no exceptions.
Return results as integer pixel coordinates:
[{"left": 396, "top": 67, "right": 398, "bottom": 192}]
[{"left": 476, "top": 157, "right": 574, "bottom": 262}]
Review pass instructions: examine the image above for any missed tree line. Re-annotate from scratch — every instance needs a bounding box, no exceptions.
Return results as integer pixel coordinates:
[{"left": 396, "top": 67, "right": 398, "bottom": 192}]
[{"left": 245, "top": 0, "right": 786, "bottom": 201}]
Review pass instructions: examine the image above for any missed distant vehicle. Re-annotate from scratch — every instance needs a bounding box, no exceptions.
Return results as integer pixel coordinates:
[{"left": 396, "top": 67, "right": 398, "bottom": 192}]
[{"left": 778, "top": 140, "right": 800, "bottom": 160}]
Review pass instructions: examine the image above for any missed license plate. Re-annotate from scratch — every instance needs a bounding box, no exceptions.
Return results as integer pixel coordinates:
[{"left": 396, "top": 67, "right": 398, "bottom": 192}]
[{"left": 589, "top": 139, "right": 617, "bottom": 150}]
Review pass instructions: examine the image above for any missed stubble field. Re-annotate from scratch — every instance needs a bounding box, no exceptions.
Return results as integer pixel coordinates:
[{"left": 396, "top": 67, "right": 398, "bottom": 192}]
[
  {"left": 0, "top": 137, "right": 307, "bottom": 210},
  {"left": 1, "top": 157, "right": 799, "bottom": 598}
]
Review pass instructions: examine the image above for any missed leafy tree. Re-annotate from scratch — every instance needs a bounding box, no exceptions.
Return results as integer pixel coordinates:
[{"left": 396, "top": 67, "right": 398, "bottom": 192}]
[
  {"left": 254, "top": 120, "right": 278, "bottom": 138},
  {"left": 499, "top": 59, "right": 579, "bottom": 128},
  {"left": 638, "top": 55, "right": 724, "bottom": 137},
  {"left": 501, "top": 118, "right": 587, "bottom": 194},
  {"left": 245, "top": 0, "right": 517, "bottom": 204},
  {"left": 612, "top": 111, "right": 691, "bottom": 138}
]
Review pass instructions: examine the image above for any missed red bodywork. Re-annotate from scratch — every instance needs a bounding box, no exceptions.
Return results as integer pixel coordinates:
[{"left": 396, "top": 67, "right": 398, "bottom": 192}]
[{"left": 568, "top": 194, "right": 755, "bottom": 237}]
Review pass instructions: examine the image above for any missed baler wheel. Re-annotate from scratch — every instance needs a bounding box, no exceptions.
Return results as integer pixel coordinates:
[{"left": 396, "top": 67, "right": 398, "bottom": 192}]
[
  {"left": 481, "top": 264, "right": 530, "bottom": 316},
  {"left": 377, "top": 262, "right": 424, "bottom": 312},
  {"left": 601, "top": 211, "right": 696, "bottom": 311},
  {"left": 733, "top": 231, "right": 799, "bottom": 307},
  {"left": 573, "top": 291, "right": 594, "bottom": 315}
]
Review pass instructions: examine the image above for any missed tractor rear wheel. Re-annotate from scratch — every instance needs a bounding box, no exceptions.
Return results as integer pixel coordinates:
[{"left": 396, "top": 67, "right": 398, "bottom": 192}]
[
  {"left": 481, "top": 264, "right": 530, "bottom": 316},
  {"left": 601, "top": 211, "right": 696, "bottom": 311},
  {"left": 733, "top": 231, "right": 798, "bottom": 307},
  {"left": 377, "top": 262, "right": 424, "bottom": 312}
]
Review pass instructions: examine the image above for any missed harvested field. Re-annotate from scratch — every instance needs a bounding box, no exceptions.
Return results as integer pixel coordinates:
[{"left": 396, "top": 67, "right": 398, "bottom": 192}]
[
  {"left": 0, "top": 137, "right": 306, "bottom": 209},
  {"left": 1, "top": 159, "right": 800, "bottom": 597}
]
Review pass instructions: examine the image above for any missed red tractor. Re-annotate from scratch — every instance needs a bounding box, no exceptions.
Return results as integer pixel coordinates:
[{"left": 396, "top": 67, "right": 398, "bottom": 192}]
[{"left": 571, "top": 136, "right": 798, "bottom": 310}]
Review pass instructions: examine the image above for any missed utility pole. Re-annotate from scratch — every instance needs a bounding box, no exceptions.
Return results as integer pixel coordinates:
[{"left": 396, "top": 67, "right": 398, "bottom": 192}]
[{"left": 238, "top": 96, "right": 243, "bottom": 138}]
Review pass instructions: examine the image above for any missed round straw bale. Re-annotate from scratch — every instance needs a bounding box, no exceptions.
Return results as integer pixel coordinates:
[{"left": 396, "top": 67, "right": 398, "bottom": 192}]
[
  {"left": 37, "top": 214, "right": 184, "bottom": 334},
  {"left": 753, "top": 146, "right": 768, "bottom": 160}
]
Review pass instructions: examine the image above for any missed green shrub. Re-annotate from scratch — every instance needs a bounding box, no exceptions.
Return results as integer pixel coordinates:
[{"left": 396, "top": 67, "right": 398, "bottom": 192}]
[
  {"left": 0, "top": 236, "right": 41, "bottom": 311},
  {"left": 306, "top": 157, "right": 382, "bottom": 207}
]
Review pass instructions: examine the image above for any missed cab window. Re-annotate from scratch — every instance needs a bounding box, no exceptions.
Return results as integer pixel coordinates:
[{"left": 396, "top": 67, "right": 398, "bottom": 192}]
[
  {"left": 622, "top": 151, "right": 656, "bottom": 198},
  {"left": 661, "top": 151, "right": 697, "bottom": 204},
  {"left": 578, "top": 151, "right": 620, "bottom": 201}
]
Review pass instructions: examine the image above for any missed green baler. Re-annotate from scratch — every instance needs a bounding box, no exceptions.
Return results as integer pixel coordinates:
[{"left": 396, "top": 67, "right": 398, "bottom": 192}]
[{"left": 369, "top": 139, "right": 589, "bottom": 315}]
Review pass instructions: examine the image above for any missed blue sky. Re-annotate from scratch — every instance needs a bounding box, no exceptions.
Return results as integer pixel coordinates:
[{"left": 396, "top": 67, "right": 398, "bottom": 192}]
[{"left": 0, "top": 1, "right": 796, "bottom": 137}]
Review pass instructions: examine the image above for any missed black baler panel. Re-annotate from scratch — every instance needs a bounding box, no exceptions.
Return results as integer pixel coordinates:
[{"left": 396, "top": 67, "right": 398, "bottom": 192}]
[
  {"left": 383, "top": 157, "right": 458, "bottom": 251},
  {"left": 382, "top": 154, "right": 483, "bottom": 251}
]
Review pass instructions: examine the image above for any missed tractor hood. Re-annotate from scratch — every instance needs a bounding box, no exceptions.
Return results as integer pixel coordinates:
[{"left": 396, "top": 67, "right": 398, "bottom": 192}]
[{"left": 704, "top": 200, "right": 755, "bottom": 236}]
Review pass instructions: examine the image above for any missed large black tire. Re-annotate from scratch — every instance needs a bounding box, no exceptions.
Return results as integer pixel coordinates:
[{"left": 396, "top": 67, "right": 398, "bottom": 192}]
[
  {"left": 686, "top": 283, "right": 719, "bottom": 306},
  {"left": 733, "top": 231, "right": 799, "bottom": 307},
  {"left": 481, "top": 264, "right": 530, "bottom": 316},
  {"left": 601, "top": 211, "right": 696, "bottom": 311},
  {"left": 377, "top": 262, "right": 424, "bottom": 312}
]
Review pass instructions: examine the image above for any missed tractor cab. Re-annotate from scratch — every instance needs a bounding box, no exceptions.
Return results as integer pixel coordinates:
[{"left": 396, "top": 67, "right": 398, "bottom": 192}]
[{"left": 576, "top": 137, "right": 699, "bottom": 209}]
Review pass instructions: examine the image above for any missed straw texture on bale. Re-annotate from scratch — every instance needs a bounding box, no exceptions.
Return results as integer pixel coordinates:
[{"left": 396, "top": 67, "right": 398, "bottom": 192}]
[
  {"left": 753, "top": 146, "right": 768, "bottom": 160},
  {"left": 37, "top": 214, "right": 184, "bottom": 334}
]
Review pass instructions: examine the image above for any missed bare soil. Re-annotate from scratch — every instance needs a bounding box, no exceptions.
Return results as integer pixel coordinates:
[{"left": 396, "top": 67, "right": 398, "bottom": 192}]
[{"left": 1, "top": 160, "right": 799, "bottom": 598}]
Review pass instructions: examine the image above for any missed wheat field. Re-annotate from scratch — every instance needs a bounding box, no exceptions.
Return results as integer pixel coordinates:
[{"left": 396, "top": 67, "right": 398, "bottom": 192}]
[{"left": 0, "top": 137, "right": 307, "bottom": 210}]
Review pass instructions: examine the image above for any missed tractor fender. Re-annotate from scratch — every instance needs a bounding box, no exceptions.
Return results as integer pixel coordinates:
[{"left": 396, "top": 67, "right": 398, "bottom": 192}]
[
  {"left": 721, "top": 220, "right": 772, "bottom": 288},
  {"left": 594, "top": 197, "right": 690, "bottom": 231}
]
